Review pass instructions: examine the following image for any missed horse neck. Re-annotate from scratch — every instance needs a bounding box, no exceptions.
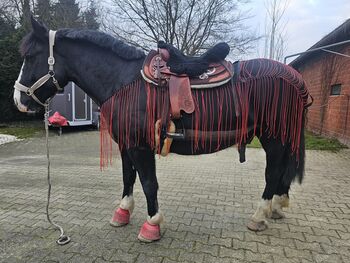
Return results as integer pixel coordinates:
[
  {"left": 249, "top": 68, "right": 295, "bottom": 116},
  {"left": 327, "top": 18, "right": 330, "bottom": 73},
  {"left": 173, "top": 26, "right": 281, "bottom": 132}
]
[{"left": 58, "top": 39, "right": 144, "bottom": 106}]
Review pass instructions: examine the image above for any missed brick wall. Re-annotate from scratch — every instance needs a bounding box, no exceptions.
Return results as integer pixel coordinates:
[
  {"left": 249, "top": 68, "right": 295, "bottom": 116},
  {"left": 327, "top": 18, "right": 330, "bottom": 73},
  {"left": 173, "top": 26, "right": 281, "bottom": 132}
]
[{"left": 296, "top": 45, "right": 350, "bottom": 146}]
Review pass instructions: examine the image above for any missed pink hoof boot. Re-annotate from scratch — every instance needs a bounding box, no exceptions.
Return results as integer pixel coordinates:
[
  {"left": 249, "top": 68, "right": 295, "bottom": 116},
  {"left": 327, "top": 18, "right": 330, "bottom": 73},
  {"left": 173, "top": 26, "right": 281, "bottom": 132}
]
[
  {"left": 110, "top": 208, "right": 130, "bottom": 227},
  {"left": 138, "top": 221, "right": 161, "bottom": 242}
]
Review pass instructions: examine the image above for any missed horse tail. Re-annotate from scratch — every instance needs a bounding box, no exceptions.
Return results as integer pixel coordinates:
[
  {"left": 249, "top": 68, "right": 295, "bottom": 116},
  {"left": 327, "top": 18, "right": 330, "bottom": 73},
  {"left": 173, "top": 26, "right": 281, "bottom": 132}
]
[
  {"left": 286, "top": 79, "right": 312, "bottom": 185},
  {"left": 282, "top": 111, "right": 306, "bottom": 186}
]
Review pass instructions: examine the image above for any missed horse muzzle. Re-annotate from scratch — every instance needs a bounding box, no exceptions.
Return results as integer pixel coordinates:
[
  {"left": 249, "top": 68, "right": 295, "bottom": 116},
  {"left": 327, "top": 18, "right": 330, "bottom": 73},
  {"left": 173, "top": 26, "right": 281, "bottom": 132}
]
[
  {"left": 13, "top": 88, "right": 37, "bottom": 114},
  {"left": 13, "top": 88, "right": 28, "bottom": 112}
]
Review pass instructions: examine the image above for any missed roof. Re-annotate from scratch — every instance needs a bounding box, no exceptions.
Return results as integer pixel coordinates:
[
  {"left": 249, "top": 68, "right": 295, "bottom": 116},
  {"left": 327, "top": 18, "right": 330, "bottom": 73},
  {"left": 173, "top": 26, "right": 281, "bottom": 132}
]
[{"left": 290, "top": 18, "right": 350, "bottom": 68}]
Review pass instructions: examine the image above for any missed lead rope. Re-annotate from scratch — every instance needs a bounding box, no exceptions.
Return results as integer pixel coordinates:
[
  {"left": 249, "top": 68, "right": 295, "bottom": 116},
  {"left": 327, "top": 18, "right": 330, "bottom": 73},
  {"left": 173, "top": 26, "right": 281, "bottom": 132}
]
[{"left": 44, "top": 103, "right": 71, "bottom": 245}]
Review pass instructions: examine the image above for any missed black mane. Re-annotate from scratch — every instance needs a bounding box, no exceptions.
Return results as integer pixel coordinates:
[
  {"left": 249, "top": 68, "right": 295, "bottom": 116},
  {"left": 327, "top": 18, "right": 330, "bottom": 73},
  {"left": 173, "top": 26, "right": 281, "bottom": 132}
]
[
  {"left": 20, "top": 29, "right": 146, "bottom": 61},
  {"left": 20, "top": 33, "right": 36, "bottom": 57}
]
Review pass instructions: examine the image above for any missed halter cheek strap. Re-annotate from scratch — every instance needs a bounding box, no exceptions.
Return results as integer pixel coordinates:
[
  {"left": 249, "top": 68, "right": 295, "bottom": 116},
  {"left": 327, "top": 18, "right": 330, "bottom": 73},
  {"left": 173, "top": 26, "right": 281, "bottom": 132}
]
[{"left": 14, "top": 30, "right": 62, "bottom": 107}]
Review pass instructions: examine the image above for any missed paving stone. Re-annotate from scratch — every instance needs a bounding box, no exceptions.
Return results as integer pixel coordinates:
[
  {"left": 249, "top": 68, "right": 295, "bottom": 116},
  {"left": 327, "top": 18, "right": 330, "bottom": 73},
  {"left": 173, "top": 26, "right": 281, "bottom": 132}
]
[
  {"left": 284, "top": 247, "right": 313, "bottom": 260},
  {"left": 208, "top": 235, "right": 232, "bottom": 247},
  {"left": 1, "top": 131, "right": 350, "bottom": 262},
  {"left": 109, "top": 249, "right": 138, "bottom": 263},
  {"left": 271, "top": 255, "right": 301, "bottom": 263},
  {"left": 243, "top": 251, "right": 273, "bottom": 262},
  {"left": 193, "top": 242, "right": 219, "bottom": 256},
  {"left": 257, "top": 243, "right": 285, "bottom": 256},
  {"left": 312, "top": 252, "right": 343, "bottom": 263},
  {"left": 135, "top": 253, "right": 163, "bottom": 263},
  {"left": 169, "top": 239, "right": 195, "bottom": 251},
  {"left": 294, "top": 240, "right": 323, "bottom": 253},
  {"left": 178, "top": 251, "right": 204, "bottom": 263},
  {"left": 269, "top": 236, "right": 296, "bottom": 248}
]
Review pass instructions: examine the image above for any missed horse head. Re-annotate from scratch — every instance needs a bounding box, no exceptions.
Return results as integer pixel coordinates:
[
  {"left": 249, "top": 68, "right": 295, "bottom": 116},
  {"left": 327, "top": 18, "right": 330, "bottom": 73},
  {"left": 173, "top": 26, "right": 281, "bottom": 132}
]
[{"left": 13, "top": 17, "right": 68, "bottom": 113}]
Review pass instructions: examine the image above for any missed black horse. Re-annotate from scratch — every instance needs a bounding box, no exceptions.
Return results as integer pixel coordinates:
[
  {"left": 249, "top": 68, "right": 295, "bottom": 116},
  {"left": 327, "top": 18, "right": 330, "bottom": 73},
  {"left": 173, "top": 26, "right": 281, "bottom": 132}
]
[{"left": 14, "top": 18, "right": 311, "bottom": 242}]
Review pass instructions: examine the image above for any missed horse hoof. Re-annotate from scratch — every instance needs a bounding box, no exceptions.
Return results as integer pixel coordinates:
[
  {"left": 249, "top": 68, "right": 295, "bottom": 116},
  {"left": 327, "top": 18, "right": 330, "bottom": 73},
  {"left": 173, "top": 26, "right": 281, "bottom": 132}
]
[
  {"left": 110, "top": 208, "right": 130, "bottom": 227},
  {"left": 271, "top": 210, "right": 285, "bottom": 219},
  {"left": 247, "top": 220, "right": 268, "bottom": 232},
  {"left": 137, "top": 221, "right": 161, "bottom": 242}
]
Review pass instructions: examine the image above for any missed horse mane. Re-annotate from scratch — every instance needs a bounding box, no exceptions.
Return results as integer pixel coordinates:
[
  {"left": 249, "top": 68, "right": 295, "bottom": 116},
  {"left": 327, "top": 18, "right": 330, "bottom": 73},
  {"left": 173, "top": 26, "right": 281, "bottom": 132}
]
[
  {"left": 20, "top": 33, "right": 36, "bottom": 57},
  {"left": 20, "top": 29, "right": 146, "bottom": 61}
]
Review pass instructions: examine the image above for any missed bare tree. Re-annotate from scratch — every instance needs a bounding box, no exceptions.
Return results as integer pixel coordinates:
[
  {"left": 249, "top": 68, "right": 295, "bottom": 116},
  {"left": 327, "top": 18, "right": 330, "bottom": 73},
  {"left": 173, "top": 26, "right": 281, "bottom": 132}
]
[
  {"left": 101, "top": 0, "right": 258, "bottom": 56},
  {"left": 264, "top": 0, "right": 289, "bottom": 61},
  {"left": 0, "top": 0, "right": 37, "bottom": 28}
]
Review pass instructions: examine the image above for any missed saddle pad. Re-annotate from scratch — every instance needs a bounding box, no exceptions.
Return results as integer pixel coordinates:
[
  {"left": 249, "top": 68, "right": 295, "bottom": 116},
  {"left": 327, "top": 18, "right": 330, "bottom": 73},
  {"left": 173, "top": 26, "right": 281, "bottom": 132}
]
[{"left": 141, "top": 50, "right": 234, "bottom": 89}]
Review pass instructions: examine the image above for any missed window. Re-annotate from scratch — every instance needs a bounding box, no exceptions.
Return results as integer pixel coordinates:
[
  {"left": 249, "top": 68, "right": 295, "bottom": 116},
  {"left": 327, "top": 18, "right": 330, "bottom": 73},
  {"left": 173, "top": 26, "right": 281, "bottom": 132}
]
[{"left": 330, "top": 84, "right": 341, "bottom": 96}]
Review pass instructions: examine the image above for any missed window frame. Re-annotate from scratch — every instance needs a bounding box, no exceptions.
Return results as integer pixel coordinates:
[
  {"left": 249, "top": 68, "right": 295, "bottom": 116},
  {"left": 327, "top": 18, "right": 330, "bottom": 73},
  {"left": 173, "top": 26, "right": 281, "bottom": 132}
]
[{"left": 330, "top": 84, "right": 341, "bottom": 96}]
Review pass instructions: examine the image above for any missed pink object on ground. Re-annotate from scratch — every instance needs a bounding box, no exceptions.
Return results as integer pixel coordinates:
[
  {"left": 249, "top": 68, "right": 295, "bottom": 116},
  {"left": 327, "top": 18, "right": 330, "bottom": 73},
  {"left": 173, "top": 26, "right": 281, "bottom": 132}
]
[
  {"left": 48, "top": 111, "right": 68, "bottom": 126},
  {"left": 138, "top": 221, "right": 161, "bottom": 242},
  {"left": 110, "top": 208, "right": 130, "bottom": 227}
]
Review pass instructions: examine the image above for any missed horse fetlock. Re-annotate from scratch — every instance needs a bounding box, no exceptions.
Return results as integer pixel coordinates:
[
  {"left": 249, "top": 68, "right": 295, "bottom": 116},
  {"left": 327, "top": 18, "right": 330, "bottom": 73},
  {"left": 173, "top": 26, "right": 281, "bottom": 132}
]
[
  {"left": 147, "top": 211, "right": 164, "bottom": 225},
  {"left": 270, "top": 194, "right": 289, "bottom": 219},
  {"left": 120, "top": 195, "right": 135, "bottom": 214},
  {"left": 272, "top": 194, "right": 289, "bottom": 209},
  {"left": 271, "top": 209, "right": 286, "bottom": 219},
  {"left": 252, "top": 199, "right": 272, "bottom": 221}
]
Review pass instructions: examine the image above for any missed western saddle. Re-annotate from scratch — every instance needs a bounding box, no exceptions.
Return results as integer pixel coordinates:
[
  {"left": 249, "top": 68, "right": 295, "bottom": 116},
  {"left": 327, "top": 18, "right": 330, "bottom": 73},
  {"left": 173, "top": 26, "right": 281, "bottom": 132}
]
[
  {"left": 141, "top": 41, "right": 235, "bottom": 155},
  {"left": 142, "top": 41, "right": 234, "bottom": 118}
]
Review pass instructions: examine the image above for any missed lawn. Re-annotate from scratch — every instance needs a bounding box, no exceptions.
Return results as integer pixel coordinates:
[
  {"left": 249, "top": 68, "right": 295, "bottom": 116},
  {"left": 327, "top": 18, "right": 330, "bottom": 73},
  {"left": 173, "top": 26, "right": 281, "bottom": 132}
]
[
  {"left": 0, "top": 121, "right": 44, "bottom": 139},
  {"left": 248, "top": 131, "right": 347, "bottom": 151}
]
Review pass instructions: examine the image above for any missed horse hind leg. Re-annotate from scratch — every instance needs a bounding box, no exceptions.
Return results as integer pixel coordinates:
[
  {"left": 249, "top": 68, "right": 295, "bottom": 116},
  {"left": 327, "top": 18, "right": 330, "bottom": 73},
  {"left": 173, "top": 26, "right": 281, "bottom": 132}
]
[
  {"left": 271, "top": 125, "right": 305, "bottom": 220},
  {"left": 247, "top": 135, "right": 288, "bottom": 231},
  {"left": 127, "top": 146, "right": 164, "bottom": 242},
  {"left": 110, "top": 149, "right": 136, "bottom": 227},
  {"left": 271, "top": 184, "right": 290, "bottom": 219}
]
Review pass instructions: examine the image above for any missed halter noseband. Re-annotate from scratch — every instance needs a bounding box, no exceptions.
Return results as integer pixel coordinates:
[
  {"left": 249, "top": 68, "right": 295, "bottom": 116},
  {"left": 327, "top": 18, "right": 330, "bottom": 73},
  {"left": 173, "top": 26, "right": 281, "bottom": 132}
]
[{"left": 14, "top": 30, "right": 63, "bottom": 107}]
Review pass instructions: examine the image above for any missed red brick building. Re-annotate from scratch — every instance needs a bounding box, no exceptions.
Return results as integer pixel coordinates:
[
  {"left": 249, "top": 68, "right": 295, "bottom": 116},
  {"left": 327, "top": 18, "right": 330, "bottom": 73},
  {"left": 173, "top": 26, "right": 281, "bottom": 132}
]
[{"left": 290, "top": 19, "right": 350, "bottom": 146}]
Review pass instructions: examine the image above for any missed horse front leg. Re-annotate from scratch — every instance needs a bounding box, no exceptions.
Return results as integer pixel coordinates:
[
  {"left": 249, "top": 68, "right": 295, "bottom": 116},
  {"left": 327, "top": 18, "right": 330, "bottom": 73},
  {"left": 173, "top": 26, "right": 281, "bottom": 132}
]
[
  {"left": 110, "top": 149, "right": 136, "bottom": 227},
  {"left": 127, "top": 146, "right": 164, "bottom": 242}
]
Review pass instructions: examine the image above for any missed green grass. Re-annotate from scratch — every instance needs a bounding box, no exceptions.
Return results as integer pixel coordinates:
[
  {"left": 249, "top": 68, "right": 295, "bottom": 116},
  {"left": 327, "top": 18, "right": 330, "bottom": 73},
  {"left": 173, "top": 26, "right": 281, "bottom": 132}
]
[
  {"left": 304, "top": 131, "right": 347, "bottom": 151},
  {"left": 0, "top": 121, "right": 43, "bottom": 139},
  {"left": 248, "top": 137, "right": 262, "bottom": 148},
  {"left": 247, "top": 131, "right": 347, "bottom": 151}
]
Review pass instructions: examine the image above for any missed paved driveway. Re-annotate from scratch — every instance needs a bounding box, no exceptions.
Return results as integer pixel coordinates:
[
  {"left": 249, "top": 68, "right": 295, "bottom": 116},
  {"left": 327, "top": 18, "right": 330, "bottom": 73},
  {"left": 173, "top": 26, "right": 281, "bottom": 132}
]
[{"left": 0, "top": 130, "right": 349, "bottom": 263}]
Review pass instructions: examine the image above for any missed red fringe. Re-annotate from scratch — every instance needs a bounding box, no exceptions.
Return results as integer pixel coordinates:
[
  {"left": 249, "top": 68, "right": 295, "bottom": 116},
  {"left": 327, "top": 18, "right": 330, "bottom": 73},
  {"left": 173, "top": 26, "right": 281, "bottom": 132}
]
[
  {"left": 100, "top": 79, "right": 142, "bottom": 169},
  {"left": 100, "top": 59, "right": 309, "bottom": 168}
]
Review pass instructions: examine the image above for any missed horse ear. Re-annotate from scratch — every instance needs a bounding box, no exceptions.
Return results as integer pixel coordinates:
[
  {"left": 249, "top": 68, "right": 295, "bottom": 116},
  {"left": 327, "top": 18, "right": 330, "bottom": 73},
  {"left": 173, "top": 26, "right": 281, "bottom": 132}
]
[{"left": 31, "top": 16, "right": 48, "bottom": 40}]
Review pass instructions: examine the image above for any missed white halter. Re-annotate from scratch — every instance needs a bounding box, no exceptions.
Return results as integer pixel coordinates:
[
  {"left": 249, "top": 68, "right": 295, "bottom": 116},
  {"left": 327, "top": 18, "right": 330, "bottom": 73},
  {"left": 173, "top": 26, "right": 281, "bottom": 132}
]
[{"left": 14, "top": 30, "right": 62, "bottom": 107}]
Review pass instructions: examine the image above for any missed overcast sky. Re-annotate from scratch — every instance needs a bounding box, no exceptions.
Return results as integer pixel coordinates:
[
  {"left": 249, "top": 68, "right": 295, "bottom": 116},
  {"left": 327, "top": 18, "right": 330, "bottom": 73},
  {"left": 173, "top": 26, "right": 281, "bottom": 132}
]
[{"left": 244, "top": 0, "right": 350, "bottom": 61}]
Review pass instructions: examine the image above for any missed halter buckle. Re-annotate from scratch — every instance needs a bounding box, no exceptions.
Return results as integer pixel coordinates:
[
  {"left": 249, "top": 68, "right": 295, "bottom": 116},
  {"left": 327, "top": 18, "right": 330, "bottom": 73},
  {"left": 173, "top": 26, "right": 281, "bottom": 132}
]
[
  {"left": 48, "top": 56, "right": 55, "bottom": 66},
  {"left": 26, "top": 89, "right": 33, "bottom": 96},
  {"left": 48, "top": 70, "right": 55, "bottom": 77}
]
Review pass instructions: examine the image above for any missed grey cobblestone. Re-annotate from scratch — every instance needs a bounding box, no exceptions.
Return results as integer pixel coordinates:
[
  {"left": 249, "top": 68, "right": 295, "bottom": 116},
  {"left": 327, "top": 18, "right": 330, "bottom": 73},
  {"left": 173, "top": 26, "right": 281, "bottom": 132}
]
[{"left": 1, "top": 131, "right": 350, "bottom": 262}]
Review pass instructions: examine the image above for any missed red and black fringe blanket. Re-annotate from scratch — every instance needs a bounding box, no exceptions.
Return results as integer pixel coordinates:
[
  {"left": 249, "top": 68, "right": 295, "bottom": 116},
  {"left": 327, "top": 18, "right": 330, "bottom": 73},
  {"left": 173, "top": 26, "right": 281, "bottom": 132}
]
[{"left": 100, "top": 59, "right": 310, "bottom": 169}]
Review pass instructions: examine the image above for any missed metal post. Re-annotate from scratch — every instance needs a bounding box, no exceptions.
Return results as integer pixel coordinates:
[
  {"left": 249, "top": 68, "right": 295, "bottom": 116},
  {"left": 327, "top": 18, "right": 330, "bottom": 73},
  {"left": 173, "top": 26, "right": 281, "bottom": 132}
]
[{"left": 284, "top": 39, "right": 350, "bottom": 64}]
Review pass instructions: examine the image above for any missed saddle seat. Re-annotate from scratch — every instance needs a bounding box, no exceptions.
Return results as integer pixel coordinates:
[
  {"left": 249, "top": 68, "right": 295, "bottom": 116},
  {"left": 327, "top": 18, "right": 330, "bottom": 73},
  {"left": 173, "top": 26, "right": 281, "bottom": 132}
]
[
  {"left": 141, "top": 42, "right": 234, "bottom": 119},
  {"left": 157, "top": 41, "right": 231, "bottom": 77}
]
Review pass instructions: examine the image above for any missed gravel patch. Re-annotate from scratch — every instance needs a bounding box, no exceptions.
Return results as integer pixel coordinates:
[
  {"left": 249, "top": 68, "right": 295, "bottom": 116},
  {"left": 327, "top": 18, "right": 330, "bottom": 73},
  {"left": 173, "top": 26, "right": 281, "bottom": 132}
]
[{"left": 0, "top": 134, "right": 22, "bottom": 145}]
